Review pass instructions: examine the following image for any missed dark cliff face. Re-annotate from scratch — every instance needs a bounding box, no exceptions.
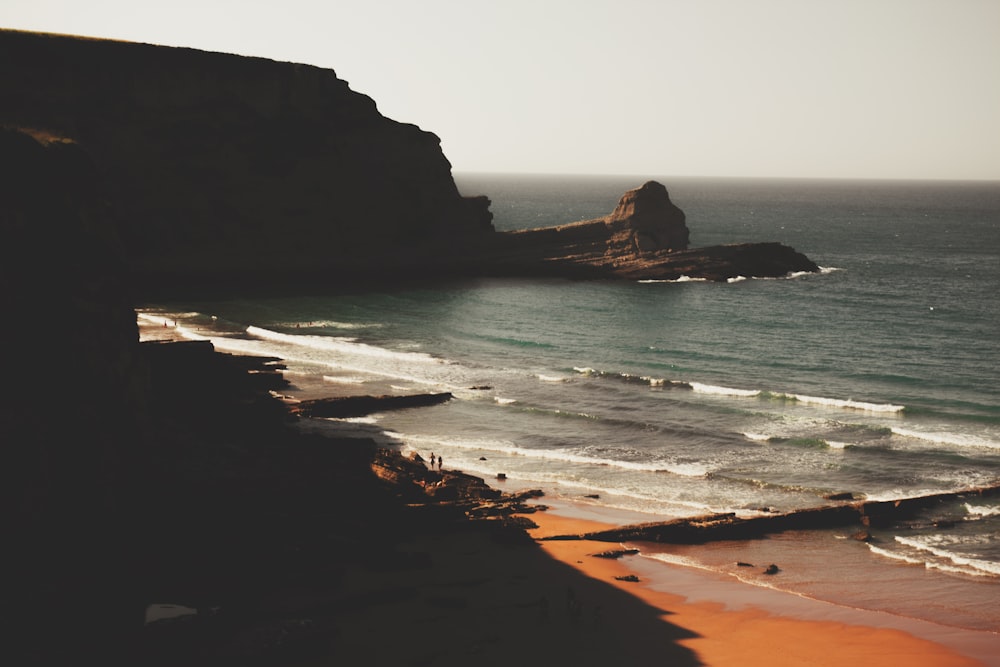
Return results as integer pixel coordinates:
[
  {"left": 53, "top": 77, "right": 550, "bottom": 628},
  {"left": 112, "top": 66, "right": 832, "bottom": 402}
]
[
  {"left": 1, "top": 126, "right": 150, "bottom": 657},
  {"left": 0, "top": 30, "right": 494, "bottom": 295}
]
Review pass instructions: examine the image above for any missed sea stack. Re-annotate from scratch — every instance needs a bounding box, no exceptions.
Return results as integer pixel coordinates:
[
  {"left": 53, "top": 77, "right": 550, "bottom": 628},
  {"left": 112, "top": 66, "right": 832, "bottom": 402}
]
[
  {"left": 486, "top": 180, "right": 818, "bottom": 281},
  {"left": 605, "top": 180, "right": 689, "bottom": 254}
]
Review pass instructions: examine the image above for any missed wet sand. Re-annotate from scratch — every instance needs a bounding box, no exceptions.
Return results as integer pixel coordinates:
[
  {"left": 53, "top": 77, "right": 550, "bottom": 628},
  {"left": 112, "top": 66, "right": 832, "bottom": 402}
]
[{"left": 527, "top": 505, "right": 999, "bottom": 666}]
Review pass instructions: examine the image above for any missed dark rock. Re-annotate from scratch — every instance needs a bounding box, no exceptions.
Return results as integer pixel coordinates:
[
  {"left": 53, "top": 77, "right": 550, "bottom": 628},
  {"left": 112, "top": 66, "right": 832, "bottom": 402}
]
[
  {"left": 584, "top": 494, "right": 601, "bottom": 499},
  {"left": 592, "top": 549, "right": 640, "bottom": 559},
  {"left": 736, "top": 562, "right": 755, "bottom": 568},
  {"left": 763, "top": 564, "right": 780, "bottom": 575},
  {"left": 2, "top": 127, "right": 147, "bottom": 663},
  {"left": 615, "top": 575, "right": 641, "bottom": 582},
  {"left": 825, "top": 492, "right": 858, "bottom": 501},
  {"left": 539, "top": 484, "right": 1000, "bottom": 544},
  {"left": 501, "top": 515, "right": 539, "bottom": 530},
  {"left": 0, "top": 29, "right": 495, "bottom": 297},
  {"left": 294, "top": 392, "right": 453, "bottom": 418}
]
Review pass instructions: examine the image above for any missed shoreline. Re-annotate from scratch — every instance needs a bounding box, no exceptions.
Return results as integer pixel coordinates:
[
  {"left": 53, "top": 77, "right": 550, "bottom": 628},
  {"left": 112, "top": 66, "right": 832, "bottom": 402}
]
[
  {"left": 136, "top": 320, "right": 999, "bottom": 665},
  {"left": 526, "top": 499, "right": 1000, "bottom": 666}
]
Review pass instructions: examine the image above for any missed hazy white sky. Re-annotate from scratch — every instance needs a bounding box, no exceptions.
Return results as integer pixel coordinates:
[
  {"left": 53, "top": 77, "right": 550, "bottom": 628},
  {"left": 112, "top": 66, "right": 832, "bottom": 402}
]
[{"left": 4, "top": 0, "right": 999, "bottom": 179}]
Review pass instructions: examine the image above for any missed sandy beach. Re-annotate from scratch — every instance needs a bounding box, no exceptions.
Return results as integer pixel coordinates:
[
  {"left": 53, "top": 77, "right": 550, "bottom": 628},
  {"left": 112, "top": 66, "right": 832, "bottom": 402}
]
[
  {"left": 250, "top": 495, "right": 995, "bottom": 666},
  {"left": 526, "top": 506, "right": 999, "bottom": 666},
  {"left": 134, "top": 321, "right": 999, "bottom": 666}
]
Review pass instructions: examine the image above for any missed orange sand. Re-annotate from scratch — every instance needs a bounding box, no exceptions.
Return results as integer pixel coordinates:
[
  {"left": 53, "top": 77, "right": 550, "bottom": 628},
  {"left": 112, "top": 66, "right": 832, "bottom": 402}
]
[{"left": 528, "top": 511, "right": 990, "bottom": 667}]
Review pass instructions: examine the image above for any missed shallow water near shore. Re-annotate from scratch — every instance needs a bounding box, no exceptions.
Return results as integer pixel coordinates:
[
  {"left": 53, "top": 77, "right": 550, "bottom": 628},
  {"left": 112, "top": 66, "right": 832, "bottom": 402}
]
[{"left": 140, "top": 173, "right": 1000, "bottom": 639}]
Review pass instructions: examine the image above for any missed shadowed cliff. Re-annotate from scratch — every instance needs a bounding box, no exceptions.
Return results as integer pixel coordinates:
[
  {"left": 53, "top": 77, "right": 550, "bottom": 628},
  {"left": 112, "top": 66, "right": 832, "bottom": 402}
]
[{"left": 0, "top": 29, "right": 494, "bottom": 296}]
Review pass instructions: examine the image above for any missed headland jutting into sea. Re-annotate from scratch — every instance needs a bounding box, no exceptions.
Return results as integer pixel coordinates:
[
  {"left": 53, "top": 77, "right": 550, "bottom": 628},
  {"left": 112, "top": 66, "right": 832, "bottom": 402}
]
[{"left": 2, "top": 29, "right": 995, "bottom": 665}]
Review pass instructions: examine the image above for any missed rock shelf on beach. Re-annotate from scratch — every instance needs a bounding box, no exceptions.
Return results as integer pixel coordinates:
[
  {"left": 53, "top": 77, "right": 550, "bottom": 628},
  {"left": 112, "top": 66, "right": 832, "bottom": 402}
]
[
  {"left": 542, "top": 484, "right": 1000, "bottom": 544},
  {"left": 292, "top": 392, "right": 454, "bottom": 418}
]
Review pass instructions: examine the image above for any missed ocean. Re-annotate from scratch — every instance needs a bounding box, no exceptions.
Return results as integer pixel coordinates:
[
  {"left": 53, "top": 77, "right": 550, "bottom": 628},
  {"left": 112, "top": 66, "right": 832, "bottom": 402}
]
[{"left": 138, "top": 173, "right": 1000, "bottom": 636}]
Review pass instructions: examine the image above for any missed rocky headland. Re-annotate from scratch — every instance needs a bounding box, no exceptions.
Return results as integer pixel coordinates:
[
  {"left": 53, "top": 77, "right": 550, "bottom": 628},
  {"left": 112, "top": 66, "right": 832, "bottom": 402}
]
[{"left": 1, "top": 29, "right": 818, "bottom": 295}]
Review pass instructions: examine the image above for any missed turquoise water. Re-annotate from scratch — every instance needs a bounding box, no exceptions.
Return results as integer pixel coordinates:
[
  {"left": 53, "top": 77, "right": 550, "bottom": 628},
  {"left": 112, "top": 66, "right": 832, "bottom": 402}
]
[{"left": 141, "top": 173, "right": 1000, "bottom": 631}]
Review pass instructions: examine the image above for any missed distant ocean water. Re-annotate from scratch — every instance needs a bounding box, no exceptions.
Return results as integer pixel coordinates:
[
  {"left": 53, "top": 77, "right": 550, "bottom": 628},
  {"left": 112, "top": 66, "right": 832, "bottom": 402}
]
[{"left": 140, "top": 173, "right": 1000, "bottom": 634}]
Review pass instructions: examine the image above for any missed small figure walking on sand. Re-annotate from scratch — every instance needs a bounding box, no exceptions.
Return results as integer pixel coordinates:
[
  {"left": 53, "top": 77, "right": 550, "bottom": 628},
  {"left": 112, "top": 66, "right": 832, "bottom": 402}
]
[
  {"left": 429, "top": 452, "right": 436, "bottom": 469},
  {"left": 438, "top": 456, "right": 443, "bottom": 471}
]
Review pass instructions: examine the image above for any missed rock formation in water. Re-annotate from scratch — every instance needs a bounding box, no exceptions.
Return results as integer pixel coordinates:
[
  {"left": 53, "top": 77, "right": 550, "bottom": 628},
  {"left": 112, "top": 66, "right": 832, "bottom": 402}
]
[
  {"left": 1, "top": 30, "right": 818, "bottom": 294},
  {"left": 486, "top": 180, "right": 819, "bottom": 281}
]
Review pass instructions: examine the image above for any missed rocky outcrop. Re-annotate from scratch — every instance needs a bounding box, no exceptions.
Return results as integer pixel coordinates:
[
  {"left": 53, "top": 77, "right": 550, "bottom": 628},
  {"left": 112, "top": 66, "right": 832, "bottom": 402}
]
[
  {"left": 293, "top": 392, "right": 454, "bottom": 418},
  {"left": 542, "top": 484, "right": 1000, "bottom": 544},
  {"left": 485, "top": 180, "right": 819, "bottom": 281}
]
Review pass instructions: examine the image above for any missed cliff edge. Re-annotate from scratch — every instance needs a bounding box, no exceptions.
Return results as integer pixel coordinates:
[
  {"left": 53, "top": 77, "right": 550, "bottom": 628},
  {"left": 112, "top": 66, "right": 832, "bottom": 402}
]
[{"left": 0, "top": 29, "right": 494, "bottom": 295}]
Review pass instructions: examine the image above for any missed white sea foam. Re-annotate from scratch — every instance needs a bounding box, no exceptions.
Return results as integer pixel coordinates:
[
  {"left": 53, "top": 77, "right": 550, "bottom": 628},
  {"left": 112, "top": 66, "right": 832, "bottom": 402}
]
[
  {"left": 862, "top": 488, "right": 950, "bottom": 503},
  {"left": 287, "top": 319, "right": 381, "bottom": 330},
  {"left": 690, "top": 382, "right": 760, "bottom": 397},
  {"left": 867, "top": 543, "right": 925, "bottom": 566},
  {"left": 894, "top": 535, "right": 1000, "bottom": 577},
  {"left": 637, "top": 275, "right": 709, "bottom": 284},
  {"left": 322, "top": 375, "right": 366, "bottom": 385},
  {"left": 965, "top": 503, "right": 1000, "bottom": 517},
  {"left": 643, "top": 551, "right": 714, "bottom": 571},
  {"left": 397, "top": 433, "right": 708, "bottom": 476},
  {"left": 494, "top": 396, "right": 517, "bottom": 405},
  {"left": 246, "top": 326, "right": 442, "bottom": 365},
  {"left": 726, "top": 275, "right": 748, "bottom": 283},
  {"left": 789, "top": 393, "right": 905, "bottom": 412},
  {"left": 536, "top": 373, "right": 569, "bottom": 383},
  {"left": 890, "top": 427, "right": 1000, "bottom": 450},
  {"left": 741, "top": 432, "right": 771, "bottom": 442}
]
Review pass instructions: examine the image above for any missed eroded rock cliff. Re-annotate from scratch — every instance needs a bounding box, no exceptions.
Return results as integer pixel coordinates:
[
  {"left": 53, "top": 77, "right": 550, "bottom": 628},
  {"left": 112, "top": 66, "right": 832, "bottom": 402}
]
[
  {"left": 0, "top": 29, "right": 494, "bottom": 295},
  {"left": 1, "top": 126, "right": 148, "bottom": 661}
]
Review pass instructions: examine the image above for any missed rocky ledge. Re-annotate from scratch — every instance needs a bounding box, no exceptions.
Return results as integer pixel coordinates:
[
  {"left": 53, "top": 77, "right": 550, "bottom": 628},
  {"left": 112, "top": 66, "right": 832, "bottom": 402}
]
[{"left": 541, "top": 484, "right": 1000, "bottom": 544}]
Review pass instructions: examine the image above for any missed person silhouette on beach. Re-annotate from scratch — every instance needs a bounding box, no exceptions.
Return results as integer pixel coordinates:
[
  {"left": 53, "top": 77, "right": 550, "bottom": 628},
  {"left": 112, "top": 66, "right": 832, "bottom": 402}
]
[{"left": 438, "top": 456, "right": 443, "bottom": 471}]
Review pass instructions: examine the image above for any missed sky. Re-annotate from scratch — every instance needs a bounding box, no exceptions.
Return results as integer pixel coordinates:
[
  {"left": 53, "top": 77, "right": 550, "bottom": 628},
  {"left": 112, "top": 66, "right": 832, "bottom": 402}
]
[{"left": 4, "top": 0, "right": 999, "bottom": 180}]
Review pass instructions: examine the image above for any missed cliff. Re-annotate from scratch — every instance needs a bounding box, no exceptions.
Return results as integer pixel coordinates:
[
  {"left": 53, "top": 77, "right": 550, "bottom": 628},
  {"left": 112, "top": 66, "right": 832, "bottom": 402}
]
[
  {"left": 1, "top": 126, "right": 150, "bottom": 660},
  {"left": 0, "top": 29, "right": 494, "bottom": 295}
]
